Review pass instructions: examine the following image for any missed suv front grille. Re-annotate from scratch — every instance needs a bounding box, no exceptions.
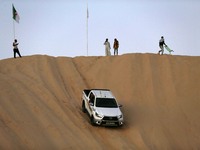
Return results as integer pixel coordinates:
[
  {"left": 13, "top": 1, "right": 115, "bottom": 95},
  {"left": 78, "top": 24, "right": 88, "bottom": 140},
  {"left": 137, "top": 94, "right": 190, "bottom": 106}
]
[{"left": 103, "top": 116, "right": 118, "bottom": 121}]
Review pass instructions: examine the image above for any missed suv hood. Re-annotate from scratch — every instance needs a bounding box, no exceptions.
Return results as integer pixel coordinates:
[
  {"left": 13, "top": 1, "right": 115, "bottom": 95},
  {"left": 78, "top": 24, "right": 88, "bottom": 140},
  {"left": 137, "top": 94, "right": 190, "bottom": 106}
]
[{"left": 96, "top": 107, "right": 122, "bottom": 117}]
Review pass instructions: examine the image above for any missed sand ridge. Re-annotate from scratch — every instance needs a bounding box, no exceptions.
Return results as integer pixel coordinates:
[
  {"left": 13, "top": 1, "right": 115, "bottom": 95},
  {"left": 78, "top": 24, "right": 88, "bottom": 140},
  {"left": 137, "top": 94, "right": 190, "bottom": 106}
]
[{"left": 0, "top": 54, "right": 200, "bottom": 149}]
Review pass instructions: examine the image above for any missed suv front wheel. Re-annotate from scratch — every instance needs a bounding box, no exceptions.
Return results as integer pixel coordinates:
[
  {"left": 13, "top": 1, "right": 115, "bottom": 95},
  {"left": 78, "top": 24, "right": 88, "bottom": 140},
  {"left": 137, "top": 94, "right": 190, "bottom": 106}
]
[{"left": 90, "top": 116, "right": 96, "bottom": 126}]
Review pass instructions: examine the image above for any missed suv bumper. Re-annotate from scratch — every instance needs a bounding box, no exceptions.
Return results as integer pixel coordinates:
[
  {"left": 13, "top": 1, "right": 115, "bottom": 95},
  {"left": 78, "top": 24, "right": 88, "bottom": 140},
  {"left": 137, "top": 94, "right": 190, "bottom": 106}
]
[{"left": 94, "top": 116, "right": 123, "bottom": 126}]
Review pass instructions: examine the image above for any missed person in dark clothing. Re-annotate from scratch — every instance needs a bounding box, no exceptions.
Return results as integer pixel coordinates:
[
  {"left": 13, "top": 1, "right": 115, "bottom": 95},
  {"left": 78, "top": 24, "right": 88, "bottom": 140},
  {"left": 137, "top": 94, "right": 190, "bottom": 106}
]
[
  {"left": 158, "top": 36, "right": 166, "bottom": 55},
  {"left": 13, "top": 39, "right": 22, "bottom": 58},
  {"left": 113, "top": 38, "right": 119, "bottom": 55}
]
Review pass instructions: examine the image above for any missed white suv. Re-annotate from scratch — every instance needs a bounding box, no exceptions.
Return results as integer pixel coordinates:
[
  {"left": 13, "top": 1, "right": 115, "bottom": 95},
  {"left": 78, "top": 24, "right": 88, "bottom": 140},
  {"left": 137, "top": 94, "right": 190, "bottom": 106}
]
[{"left": 82, "top": 89, "right": 124, "bottom": 126}]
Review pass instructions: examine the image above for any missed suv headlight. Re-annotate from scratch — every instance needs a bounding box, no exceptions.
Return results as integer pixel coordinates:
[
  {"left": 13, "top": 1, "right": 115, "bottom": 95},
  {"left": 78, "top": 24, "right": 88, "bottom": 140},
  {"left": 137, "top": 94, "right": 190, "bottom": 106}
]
[
  {"left": 95, "top": 112, "right": 103, "bottom": 118},
  {"left": 118, "top": 115, "right": 123, "bottom": 119}
]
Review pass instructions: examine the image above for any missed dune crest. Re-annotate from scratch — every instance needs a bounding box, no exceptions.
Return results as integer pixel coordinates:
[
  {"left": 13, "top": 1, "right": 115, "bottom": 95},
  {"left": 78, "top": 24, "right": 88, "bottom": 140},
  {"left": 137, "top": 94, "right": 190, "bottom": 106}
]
[{"left": 0, "top": 54, "right": 200, "bottom": 149}]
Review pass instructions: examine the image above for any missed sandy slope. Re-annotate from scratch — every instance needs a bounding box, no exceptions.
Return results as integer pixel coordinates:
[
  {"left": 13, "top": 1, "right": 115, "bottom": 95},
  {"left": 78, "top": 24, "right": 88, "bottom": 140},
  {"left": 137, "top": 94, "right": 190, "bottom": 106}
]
[{"left": 0, "top": 54, "right": 200, "bottom": 150}]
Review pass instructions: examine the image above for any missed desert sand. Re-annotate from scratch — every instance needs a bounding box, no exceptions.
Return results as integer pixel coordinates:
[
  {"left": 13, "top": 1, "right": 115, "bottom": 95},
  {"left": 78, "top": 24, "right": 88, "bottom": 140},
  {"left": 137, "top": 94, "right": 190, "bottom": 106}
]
[{"left": 0, "top": 53, "right": 200, "bottom": 150}]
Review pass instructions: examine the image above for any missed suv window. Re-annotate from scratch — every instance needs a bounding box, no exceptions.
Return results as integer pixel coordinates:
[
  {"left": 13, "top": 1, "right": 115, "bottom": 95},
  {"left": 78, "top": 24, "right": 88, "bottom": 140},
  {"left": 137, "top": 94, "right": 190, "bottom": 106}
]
[
  {"left": 89, "top": 92, "right": 95, "bottom": 104},
  {"left": 95, "top": 98, "right": 118, "bottom": 108}
]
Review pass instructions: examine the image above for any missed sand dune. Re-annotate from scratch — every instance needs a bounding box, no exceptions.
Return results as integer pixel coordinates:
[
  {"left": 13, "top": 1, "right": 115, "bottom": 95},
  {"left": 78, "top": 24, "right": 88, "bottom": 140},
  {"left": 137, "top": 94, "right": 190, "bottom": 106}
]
[{"left": 0, "top": 54, "right": 200, "bottom": 150}]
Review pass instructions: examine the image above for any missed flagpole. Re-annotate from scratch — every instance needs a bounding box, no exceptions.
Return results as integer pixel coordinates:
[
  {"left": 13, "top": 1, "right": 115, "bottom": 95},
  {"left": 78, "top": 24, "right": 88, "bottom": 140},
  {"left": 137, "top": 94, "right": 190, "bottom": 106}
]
[
  {"left": 13, "top": 18, "right": 16, "bottom": 40},
  {"left": 86, "top": 2, "right": 88, "bottom": 56},
  {"left": 12, "top": 4, "right": 15, "bottom": 40}
]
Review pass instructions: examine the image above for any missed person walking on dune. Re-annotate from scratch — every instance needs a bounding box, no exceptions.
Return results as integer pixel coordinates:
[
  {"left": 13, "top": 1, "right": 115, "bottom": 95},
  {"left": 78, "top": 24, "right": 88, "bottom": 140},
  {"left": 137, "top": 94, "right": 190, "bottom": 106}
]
[
  {"left": 13, "top": 39, "right": 22, "bottom": 58},
  {"left": 113, "top": 38, "right": 119, "bottom": 55},
  {"left": 158, "top": 36, "right": 166, "bottom": 55},
  {"left": 104, "top": 38, "right": 111, "bottom": 56}
]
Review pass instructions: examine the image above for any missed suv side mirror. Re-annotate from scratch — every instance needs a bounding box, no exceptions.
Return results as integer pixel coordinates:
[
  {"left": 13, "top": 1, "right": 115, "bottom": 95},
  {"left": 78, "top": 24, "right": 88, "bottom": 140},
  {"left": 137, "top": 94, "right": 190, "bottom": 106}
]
[{"left": 118, "top": 104, "right": 122, "bottom": 107}]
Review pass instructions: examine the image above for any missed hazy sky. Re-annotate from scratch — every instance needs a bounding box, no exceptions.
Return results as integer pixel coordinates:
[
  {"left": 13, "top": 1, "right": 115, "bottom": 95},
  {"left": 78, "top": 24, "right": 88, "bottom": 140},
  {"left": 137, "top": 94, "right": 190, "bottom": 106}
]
[{"left": 1, "top": 0, "right": 200, "bottom": 59}]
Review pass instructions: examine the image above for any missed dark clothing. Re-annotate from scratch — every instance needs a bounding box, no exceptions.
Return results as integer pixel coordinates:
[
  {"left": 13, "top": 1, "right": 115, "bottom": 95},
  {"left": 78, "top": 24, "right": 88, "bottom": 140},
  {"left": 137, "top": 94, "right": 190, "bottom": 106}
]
[
  {"left": 113, "top": 40, "right": 119, "bottom": 49},
  {"left": 13, "top": 48, "right": 22, "bottom": 58},
  {"left": 159, "top": 37, "right": 166, "bottom": 46},
  {"left": 159, "top": 41, "right": 165, "bottom": 46}
]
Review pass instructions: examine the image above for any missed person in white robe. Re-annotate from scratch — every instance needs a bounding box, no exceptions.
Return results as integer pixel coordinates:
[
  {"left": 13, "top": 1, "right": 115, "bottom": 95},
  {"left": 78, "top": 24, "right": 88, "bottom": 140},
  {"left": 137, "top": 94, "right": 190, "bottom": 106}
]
[{"left": 104, "top": 38, "right": 111, "bottom": 56}]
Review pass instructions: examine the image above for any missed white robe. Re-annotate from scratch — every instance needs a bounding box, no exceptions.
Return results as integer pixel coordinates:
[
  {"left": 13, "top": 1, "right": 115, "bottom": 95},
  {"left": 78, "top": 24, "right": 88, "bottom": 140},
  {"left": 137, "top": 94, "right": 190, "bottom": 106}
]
[{"left": 104, "top": 41, "right": 111, "bottom": 56}]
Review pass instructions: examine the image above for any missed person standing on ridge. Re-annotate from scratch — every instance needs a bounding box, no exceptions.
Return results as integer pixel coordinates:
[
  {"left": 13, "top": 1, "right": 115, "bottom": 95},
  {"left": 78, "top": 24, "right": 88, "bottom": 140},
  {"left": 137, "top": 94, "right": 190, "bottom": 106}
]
[
  {"left": 113, "top": 38, "right": 119, "bottom": 55},
  {"left": 13, "top": 39, "right": 22, "bottom": 58},
  {"left": 158, "top": 36, "right": 166, "bottom": 55},
  {"left": 104, "top": 38, "right": 111, "bottom": 56}
]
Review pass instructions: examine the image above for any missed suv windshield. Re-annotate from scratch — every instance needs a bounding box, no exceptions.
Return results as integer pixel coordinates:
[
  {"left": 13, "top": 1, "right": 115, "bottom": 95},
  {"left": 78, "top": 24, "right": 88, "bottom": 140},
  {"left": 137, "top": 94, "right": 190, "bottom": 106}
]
[{"left": 95, "top": 98, "right": 118, "bottom": 108}]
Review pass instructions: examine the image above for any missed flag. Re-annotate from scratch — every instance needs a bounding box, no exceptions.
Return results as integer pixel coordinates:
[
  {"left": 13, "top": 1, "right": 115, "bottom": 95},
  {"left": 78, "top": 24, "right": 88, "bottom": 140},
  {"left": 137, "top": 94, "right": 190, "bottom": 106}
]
[{"left": 12, "top": 4, "right": 20, "bottom": 23}]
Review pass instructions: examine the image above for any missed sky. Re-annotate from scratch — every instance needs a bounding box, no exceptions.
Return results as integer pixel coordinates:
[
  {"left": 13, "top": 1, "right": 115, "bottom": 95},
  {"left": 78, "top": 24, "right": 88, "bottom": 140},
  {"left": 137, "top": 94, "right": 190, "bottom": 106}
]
[{"left": 0, "top": 0, "right": 200, "bottom": 59}]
